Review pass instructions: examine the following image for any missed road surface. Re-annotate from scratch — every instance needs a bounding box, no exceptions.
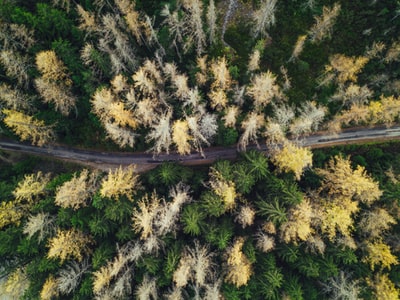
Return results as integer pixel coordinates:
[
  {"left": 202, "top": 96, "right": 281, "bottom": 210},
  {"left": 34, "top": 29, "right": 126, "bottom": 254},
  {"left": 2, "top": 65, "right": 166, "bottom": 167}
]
[{"left": 1, "top": 126, "right": 400, "bottom": 171}]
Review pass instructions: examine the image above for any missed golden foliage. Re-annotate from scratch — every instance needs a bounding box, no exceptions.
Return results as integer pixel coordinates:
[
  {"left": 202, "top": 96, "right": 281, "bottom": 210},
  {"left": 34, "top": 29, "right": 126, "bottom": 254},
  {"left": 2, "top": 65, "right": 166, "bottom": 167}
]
[
  {"left": 271, "top": 141, "right": 312, "bottom": 180},
  {"left": 100, "top": 165, "right": 140, "bottom": 201},
  {"left": 13, "top": 171, "right": 50, "bottom": 203},
  {"left": 317, "top": 156, "right": 382, "bottom": 204},
  {"left": 209, "top": 168, "right": 237, "bottom": 211},
  {"left": 47, "top": 229, "right": 94, "bottom": 263},
  {"left": 208, "top": 88, "right": 228, "bottom": 110},
  {"left": 76, "top": 4, "right": 96, "bottom": 32},
  {"left": 55, "top": 169, "right": 97, "bottom": 210},
  {"left": 248, "top": 49, "right": 261, "bottom": 72},
  {"left": 324, "top": 53, "right": 369, "bottom": 84},
  {"left": 2, "top": 109, "right": 54, "bottom": 146},
  {"left": 225, "top": 237, "right": 253, "bottom": 287},
  {"left": 0, "top": 201, "right": 23, "bottom": 230},
  {"left": 40, "top": 275, "right": 59, "bottom": 300},
  {"left": 35, "top": 50, "right": 71, "bottom": 84},
  {"left": 318, "top": 196, "right": 359, "bottom": 240},
  {"left": 3, "top": 267, "right": 29, "bottom": 298},
  {"left": 367, "top": 273, "right": 400, "bottom": 300},
  {"left": 172, "top": 120, "right": 191, "bottom": 155},
  {"left": 363, "top": 241, "right": 399, "bottom": 271},
  {"left": 210, "top": 56, "right": 232, "bottom": 90},
  {"left": 280, "top": 199, "right": 313, "bottom": 243}
]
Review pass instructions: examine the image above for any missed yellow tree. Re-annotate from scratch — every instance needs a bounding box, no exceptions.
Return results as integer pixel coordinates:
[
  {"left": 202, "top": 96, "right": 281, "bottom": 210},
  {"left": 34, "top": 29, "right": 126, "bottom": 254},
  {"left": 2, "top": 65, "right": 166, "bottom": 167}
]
[
  {"left": 40, "top": 275, "right": 59, "bottom": 300},
  {"left": 35, "top": 50, "right": 76, "bottom": 116},
  {"left": 47, "top": 228, "right": 93, "bottom": 262},
  {"left": 2, "top": 267, "right": 29, "bottom": 299},
  {"left": 362, "top": 241, "right": 398, "bottom": 271},
  {"left": 280, "top": 199, "right": 313, "bottom": 244},
  {"left": 323, "top": 54, "right": 369, "bottom": 85},
  {"left": 13, "top": 171, "right": 50, "bottom": 203},
  {"left": 55, "top": 169, "right": 98, "bottom": 210},
  {"left": 225, "top": 237, "right": 253, "bottom": 287},
  {"left": 317, "top": 156, "right": 382, "bottom": 205},
  {"left": 100, "top": 165, "right": 140, "bottom": 201},
  {"left": 367, "top": 273, "right": 400, "bottom": 300},
  {"left": 172, "top": 119, "right": 191, "bottom": 155},
  {"left": 209, "top": 168, "right": 237, "bottom": 211},
  {"left": 2, "top": 109, "right": 54, "bottom": 146},
  {"left": 270, "top": 141, "right": 313, "bottom": 180}
]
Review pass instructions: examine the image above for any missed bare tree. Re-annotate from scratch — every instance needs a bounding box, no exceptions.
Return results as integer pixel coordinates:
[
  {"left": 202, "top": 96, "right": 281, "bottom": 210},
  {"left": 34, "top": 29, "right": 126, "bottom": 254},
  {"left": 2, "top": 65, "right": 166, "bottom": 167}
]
[
  {"left": 252, "top": 0, "right": 278, "bottom": 38},
  {"left": 309, "top": 3, "right": 341, "bottom": 43}
]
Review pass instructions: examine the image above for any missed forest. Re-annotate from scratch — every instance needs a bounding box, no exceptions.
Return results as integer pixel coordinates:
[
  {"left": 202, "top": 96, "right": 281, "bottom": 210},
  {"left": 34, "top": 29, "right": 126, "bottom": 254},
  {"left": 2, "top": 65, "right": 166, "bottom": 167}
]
[{"left": 0, "top": 0, "right": 400, "bottom": 299}]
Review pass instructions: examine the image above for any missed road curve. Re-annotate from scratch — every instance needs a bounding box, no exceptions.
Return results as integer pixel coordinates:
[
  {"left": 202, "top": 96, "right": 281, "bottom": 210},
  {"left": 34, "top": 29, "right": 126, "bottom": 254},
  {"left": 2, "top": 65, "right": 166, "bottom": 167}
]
[{"left": 1, "top": 126, "right": 400, "bottom": 171}]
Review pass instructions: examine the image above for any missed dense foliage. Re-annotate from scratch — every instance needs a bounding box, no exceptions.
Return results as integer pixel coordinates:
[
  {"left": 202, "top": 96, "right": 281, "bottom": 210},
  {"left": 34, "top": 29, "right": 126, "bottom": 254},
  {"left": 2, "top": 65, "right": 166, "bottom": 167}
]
[
  {"left": 0, "top": 145, "right": 400, "bottom": 299},
  {"left": 1, "top": 0, "right": 400, "bottom": 299}
]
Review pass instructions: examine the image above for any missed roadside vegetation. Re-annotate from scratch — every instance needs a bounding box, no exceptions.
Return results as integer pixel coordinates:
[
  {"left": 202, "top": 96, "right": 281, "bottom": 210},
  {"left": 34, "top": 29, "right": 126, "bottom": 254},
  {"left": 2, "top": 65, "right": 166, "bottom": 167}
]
[{"left": 0, "top": 0, "right": 400, "bottom": 298}]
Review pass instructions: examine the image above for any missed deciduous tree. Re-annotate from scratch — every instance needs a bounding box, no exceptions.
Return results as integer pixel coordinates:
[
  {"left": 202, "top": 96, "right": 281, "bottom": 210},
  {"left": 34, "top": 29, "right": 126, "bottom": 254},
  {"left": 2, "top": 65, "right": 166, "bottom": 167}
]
[
  {"left": 55, "top": 169, "right": 98, "bottom": 210},
  {"left": 309, "top": 3, "right": 341, "bottom": 43},
  {"left": 2, "top": 109, "right": 54, "bottom": 146},
  {"left": 47, "top": 228, "right": 94, "bottom": 263},
  {"left": 100, "top": 165, "right": 140, "bottom": 201},
  {"left": 252, "top": 0, "right": 278, "bottom": 38},
  {"left": 246, "top": 71, "right": 281, "bottom": 110},
  {"left": 172, "top": 119, "right": 191, "bottom": 155},
  {"left": 13, "top": 171, "right": 50, "bottom": 203},
  {"left": 225, "top": 237, "right": 253, "bottom": 287}
]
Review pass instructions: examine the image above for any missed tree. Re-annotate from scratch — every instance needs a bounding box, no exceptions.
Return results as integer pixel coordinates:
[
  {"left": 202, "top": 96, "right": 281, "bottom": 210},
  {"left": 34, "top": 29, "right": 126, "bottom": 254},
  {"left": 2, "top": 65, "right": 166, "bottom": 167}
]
[
  {"left": 235, "top": 205, "right": 256, "bottom": 228},
  {"left": 280, "top": 199, "right": 313, "bottom": 244},
  {"left": 136, "top": 275, "right": 158, "bottom": 300},
  {"left": 322, "top": 54, "right": 369, "bottom": 85},
  {"left": 2, "top": 109, "right": 55, "bottom": 146},
  {"left": 222, "top": 106, "right": 240, "bottom": 128},
  {"left": 367, "top": 273, "right": 400, "bottom": 300},
  {"left": 181, "top": 0, "right": 206, "bottom": 54},
  {"left": 209, "top": 168, "right": 237, "bottom": 211},
  {"left": 252, "top": 0, "right": 278, "bottom": 38},
  {"left": 246, "top": 71, "right": 281, "bottom": 110},
  {"left": 309, "top": 3, "right": 341, "bottom": 43},
  {"left": 172, "top": 119, "right": 191, "bottom": 155},
  {"left": 224, "top": 237, "right": 253, "bottom": 287},
  {"left": 2, "top": 267, "right": 29, "bottom": 299},
  {"left": 47, "top": 228, "right": 94, "bottom": 263},
  {"left": 55, "top": 169, "right": 98, "bottom": 210},
  {"left": 206, "top": 0, "right": 217, "bottom": 44},
  {"left": 322, "top": 271, "right": 360, "bottom": 300},
  {"left": 0, "top": 50, "right": 29, "bottom": 88},
  {"left": 289, "top": 101, "right": 326, "bottom": 137},
  {"left": 317, "top": 156, "right": 382, "bottom": 205},
  {"left": 238, "top": 112, "right": 264, "bottom": 151},
  {"left": 40, "top": 275, "right": 59, "bottom": 300},
  {"left": 146, "top": 109, "right": 173, "bottom": 155},
  {"left": 57, "top": 260, "right": 89, "bottom": 295},
  {"left": 0, "top": 83, "right": 33, "bottom": 111},
  {"left": 100, "top": 165, "right": 140, "bottom": 201},
  {"left": 359, "top": 208, "right": 397, "bottom": 239},
  {"left": 23, "top": 212, "right": 55, "bottom": 243},
  {"left": 289, "top": 35, "right": 307, "bottom": 62},
  {"left": 132, "top": 193, "right": 161, "bottom": 240},
  {"left": 270, "top": 141, "right": 313, "bottom": 180},
  {"left": 35, "top": 50, "right": 76, "bottom": 116},
  {"left": 13, "top": 171, "right": 50, "bottom": 203},
  {"left": 362, "top": 241, "right": 398, "bottom": 271}
]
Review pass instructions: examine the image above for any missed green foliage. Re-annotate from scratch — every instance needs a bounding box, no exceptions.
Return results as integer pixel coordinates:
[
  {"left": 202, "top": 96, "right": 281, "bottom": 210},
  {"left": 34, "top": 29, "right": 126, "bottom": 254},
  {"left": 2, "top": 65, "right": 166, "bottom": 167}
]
[
  {"left": 256, "top": 198, "right": 288, "bottom": 225},
  {"left": 181, "top": 203, "right": 205, "bottom": 236},
  {"left": 204, "top": 217, "right": 234, "bottom": 250},
  {"left": 200, "top": 190, "right": 226, "bottom": 217}
]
